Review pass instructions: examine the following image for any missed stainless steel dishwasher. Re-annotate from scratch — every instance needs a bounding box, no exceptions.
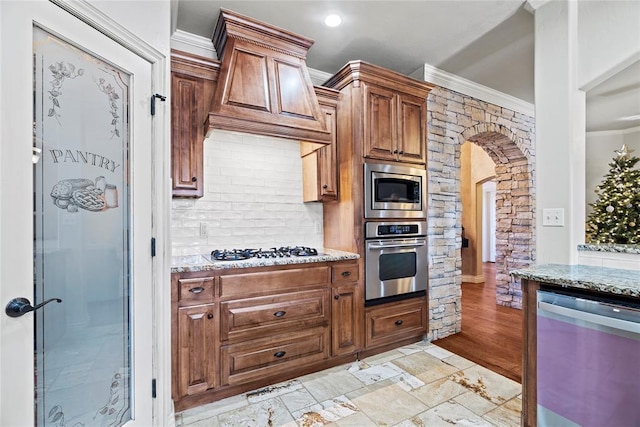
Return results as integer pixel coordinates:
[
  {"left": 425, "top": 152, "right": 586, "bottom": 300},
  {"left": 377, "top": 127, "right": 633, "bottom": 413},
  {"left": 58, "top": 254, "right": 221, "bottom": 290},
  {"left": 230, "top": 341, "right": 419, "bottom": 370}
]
[{"left": 537, "top": 290, "right": 640, "bottom": 427}]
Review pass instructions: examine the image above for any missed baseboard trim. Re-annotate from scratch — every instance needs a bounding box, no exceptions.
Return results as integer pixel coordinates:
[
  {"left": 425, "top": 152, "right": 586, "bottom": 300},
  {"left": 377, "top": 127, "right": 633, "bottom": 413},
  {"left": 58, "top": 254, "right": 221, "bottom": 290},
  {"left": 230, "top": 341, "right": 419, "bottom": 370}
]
[{"left": 461, "top": 274, "right": 484, "bottom": 284}]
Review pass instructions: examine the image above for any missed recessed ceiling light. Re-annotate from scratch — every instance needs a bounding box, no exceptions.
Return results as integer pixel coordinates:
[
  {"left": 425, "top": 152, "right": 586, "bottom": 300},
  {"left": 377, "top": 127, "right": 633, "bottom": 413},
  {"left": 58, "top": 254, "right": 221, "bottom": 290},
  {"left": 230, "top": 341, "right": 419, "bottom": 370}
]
[
  {"left": 619, "top": 114, "right": 640, "bottom": 121},
  {"left": 324, "top": 14, "right": 342, "bottom": 27}
]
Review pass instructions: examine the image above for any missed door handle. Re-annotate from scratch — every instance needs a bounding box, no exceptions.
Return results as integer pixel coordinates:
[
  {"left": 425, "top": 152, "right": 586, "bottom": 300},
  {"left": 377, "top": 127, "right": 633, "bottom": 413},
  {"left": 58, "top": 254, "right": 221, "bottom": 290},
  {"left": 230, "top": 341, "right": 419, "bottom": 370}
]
[{"left": 5, "top": 297, "right": 62, "bottom": 318}]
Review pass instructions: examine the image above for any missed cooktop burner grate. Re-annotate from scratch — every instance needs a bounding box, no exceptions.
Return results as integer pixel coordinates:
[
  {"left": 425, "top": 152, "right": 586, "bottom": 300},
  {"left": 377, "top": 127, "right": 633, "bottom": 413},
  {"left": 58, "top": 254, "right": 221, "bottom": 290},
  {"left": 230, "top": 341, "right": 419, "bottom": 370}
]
[{"left": 211, "top": 246, "right": 319, "bottom": 261}]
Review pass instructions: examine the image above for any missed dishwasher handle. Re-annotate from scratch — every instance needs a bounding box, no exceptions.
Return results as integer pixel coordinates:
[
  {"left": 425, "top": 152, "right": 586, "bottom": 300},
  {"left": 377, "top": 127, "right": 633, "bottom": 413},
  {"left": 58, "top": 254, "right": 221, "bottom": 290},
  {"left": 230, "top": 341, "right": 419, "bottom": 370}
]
[{"left": 538, "top": 301, "right": 640, "bottom": 334}]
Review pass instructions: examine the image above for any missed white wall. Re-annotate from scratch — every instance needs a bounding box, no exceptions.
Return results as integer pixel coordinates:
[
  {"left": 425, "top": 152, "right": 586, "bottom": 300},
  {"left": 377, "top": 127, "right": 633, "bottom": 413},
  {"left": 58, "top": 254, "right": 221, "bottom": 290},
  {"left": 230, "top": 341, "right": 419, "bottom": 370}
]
[
  {"left": 585, "top": 128, "right": 640, "bottom": 215},
  {"left": 577, "top": 1, "right": 640, "bottom": 90},
  {"left": 171, "top": 130, "right": 324, "bottom": 256},
  {"left": 533, "top": 0, "right": 640, "bottom": 264}
]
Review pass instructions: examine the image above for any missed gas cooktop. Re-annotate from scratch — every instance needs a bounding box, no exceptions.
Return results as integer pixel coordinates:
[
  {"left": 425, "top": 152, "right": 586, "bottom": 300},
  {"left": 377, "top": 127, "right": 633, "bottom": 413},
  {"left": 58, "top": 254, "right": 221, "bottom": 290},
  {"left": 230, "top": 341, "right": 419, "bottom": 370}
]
[{"left": 211, "top": 246, "right": 319, "bottom": 261}]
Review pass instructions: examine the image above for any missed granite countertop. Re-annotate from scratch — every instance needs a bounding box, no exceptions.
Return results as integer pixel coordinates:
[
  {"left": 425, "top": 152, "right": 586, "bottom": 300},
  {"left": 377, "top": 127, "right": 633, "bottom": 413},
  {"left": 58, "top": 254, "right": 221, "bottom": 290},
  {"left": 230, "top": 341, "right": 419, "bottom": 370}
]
[
  {"left": 578, "top": 244, "right": 640, "bottom": 254},
  {"left": 171, "top": 248, "right": 360, "bottom": 273},
  {"left": 510, "top": 264, "right": 640, "bottom": 299}
]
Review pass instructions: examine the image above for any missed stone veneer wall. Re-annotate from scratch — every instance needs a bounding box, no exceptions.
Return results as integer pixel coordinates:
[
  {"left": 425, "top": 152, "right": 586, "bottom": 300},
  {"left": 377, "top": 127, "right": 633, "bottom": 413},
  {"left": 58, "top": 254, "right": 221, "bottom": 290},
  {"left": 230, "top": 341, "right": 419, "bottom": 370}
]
[{"left": 426, "top": 86, "right": 536, "bottom": 340}]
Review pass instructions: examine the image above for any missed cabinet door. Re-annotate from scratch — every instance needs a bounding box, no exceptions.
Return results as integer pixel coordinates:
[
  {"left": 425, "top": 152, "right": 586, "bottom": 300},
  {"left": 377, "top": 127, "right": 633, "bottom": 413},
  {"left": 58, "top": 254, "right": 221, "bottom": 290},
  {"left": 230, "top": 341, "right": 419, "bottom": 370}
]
[
  {"left": 176, "top": 304, "right": 217, "bottom": 398},
  {"left": 397, "top": 93, "right": 427, "bottom": 164},
  {"left": 318, "top": 104, "right": 338, "bottom": 199},
  {"left": 363, "top": 83, "right": 397, "bottom": 161},
  {"left": 331, "top": 284, "right": 359, "bottom": 356},
  {"left": 171, "top": 72, "right": 203, "bottom": 197}
]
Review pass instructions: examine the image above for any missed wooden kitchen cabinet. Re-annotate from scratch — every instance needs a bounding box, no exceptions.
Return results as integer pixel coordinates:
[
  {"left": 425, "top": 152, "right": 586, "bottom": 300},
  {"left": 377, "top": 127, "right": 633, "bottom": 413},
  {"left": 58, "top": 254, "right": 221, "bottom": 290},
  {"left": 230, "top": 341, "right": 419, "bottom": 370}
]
[
  {"left": 325, "top": 61, "right": 432, "bottom": 165},
  {"left": 172, "top": 275, "right": 218, "bottom": 400},
  {"left": 170, "top": 50, "right": 220, "bottom": 198},
  {"left": 362, "top": 82, "right": 427, "bottom": 164},
  {"left": 330, "top": 262, "right": 360, "bottom": 356},
  {"left": 172, "top": 260, "right": 360, "bottom": 411},
  {"left": 364, "top": 297, "right": 428, "bottom": 350},
  {"left": 301, "top": 86, "right": 339, "bottom": 202},
  {"left": 176, "top": 304, "right": 218, "bottom": 397}
]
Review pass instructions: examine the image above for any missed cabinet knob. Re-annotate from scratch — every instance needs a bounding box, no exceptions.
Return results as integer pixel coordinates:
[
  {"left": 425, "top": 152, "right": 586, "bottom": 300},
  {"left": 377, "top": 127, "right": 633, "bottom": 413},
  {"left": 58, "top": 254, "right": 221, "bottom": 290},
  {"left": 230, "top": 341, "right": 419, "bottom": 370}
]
[
  {"left": 334, "top": 295, "right": 340, "bottom": 300},
  {"left": 393, "top": 149, "right": 398, "bottom": 154},
  {"left": 274, "top": 310, "right": 286, "bottom": 318},
  {"left": 191, "top": 176, "right": 197, "bottom": 182},
  {"left": 322, "top": 184, "right": 328, "bottom": 189},
  {"left": 207, "top": 313, "right": 214, "bottom": 319},
  {"left": 341, "top": 271, "right": 351, "bottom": 277},
  {"left": 398, "top": 150, "right": 404, "bottom": 155},
  {"left": 273, "top": 351, "right": 286, "bottom": 358},
  {"left": 394, "top": 319, "right": 404, "bottom": 326}
]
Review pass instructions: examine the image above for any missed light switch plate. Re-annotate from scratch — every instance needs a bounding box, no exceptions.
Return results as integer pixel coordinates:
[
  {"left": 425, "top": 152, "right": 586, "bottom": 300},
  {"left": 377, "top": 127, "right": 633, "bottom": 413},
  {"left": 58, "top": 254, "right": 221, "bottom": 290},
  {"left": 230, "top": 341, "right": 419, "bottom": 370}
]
[{"left": 543, "top": 208, "right": 564, "bottom": 226}]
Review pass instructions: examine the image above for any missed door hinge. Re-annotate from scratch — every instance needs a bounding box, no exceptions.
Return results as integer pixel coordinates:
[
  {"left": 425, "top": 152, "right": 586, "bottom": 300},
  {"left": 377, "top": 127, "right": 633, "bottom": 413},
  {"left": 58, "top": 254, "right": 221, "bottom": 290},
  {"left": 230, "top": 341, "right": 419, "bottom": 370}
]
[
  {"left": 151, "top": 237, "right": 156, "bottom": 257},
  {"left": 152, "top": 378, "right": 157, "bottom": 398},
  {"left": 151, "top": 93, "right": 166, "bottom": 116}
]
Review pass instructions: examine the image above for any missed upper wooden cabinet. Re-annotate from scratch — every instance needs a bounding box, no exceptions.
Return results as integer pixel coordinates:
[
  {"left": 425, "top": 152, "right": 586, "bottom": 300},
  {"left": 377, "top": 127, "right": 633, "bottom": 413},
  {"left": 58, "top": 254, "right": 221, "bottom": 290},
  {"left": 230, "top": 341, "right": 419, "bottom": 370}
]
[
  {"left": 170, "top": 50, "right": 220, "bottom": 197},
  {"left": 325, "top": 61, "right": 433, "bottom": 165},
  {"left": 301, "top": 86, "right": 339, "bottom": 202},
  {"left": 206, "top": 9, "right": 330, "bottom": 145}
]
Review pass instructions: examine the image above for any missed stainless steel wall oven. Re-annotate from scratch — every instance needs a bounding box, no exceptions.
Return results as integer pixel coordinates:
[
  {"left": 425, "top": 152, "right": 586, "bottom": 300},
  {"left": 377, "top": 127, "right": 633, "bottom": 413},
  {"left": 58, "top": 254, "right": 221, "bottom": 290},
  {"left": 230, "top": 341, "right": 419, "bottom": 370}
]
[{"left": 365, "top": 221, "right": 428, "bottom": 306}]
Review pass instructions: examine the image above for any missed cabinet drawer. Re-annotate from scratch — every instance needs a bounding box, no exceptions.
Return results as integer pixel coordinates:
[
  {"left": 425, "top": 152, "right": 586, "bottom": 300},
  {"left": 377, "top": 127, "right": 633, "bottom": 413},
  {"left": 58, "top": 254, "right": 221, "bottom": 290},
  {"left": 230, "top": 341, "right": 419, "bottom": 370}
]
[
  {"left": 219, "top": 266, "right": 330, "bottom": 298},
  {"left": 331, "top": 263, "right": 359, "bottom": 284},
  {"left": 221, "top": 326, "right": 329, "bottom": 386},
  {"left": 220, "top": 289, "right": 329, "bottom": 341},
  {"left": 176, "top": 277, "right": 215, "bottom": 306},
  {"left": 365, "top": 298, "right": 427, "bottom": 349}
]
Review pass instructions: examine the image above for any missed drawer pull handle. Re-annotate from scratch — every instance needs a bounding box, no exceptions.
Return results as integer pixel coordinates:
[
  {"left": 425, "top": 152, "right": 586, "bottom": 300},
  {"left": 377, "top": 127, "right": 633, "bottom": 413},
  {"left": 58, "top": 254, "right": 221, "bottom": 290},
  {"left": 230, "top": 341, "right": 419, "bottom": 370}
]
[
  {"left": 334, "top": 295, "right": 340, "bottom": 300},
  {"left": 395, "top": 320, "right": 404, "bottom": 326},
  {"left": 274, "top": 311, "right": 286, "bottom": 318},
  {"left": 207, "top": 313, "right": 214, "bottom": 319},
  {"left": 274, "top": 351, "right": 286, "bottom": 358},
  {"left": 341, "top": 271, "right": 351, "bottom": 277},
  {"left": 189, "top": 287, "right": 205, "bottom": 294}
]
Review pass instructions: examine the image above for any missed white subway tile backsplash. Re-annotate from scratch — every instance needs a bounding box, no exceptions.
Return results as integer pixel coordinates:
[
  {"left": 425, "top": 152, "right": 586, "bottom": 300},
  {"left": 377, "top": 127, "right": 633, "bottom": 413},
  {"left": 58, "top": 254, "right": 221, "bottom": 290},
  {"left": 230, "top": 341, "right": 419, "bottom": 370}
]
[{"left": 171, "top": 130, "right": 323, "bottom": 256}]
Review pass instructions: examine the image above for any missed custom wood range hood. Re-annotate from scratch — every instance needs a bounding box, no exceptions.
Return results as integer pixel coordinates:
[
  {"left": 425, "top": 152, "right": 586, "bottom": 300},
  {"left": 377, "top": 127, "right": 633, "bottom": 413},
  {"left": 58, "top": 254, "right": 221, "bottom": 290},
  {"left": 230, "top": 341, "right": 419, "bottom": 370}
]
[{"left": 205, "top": 8, "right": 331, "bottom": 145}]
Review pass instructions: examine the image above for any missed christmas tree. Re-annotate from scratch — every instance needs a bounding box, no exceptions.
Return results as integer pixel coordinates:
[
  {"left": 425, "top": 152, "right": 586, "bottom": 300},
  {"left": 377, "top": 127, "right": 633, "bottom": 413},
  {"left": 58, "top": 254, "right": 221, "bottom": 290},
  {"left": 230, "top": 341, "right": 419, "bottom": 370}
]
[{"left": 586, "top": 144, "right": 640, "bottom": 244}]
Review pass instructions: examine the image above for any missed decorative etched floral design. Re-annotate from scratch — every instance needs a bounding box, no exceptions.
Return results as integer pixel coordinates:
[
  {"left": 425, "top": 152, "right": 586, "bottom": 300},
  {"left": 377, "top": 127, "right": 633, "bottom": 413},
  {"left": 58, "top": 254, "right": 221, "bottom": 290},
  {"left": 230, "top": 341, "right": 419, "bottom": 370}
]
[
  {"left": 96, "top": 78, "right": 121, "bottom": 139},
  {"left": 46, "top": 372, "right": 129, "bottom": 427},
  {"left": 48, "top": 62, "right": 84, "bottom": 124}
]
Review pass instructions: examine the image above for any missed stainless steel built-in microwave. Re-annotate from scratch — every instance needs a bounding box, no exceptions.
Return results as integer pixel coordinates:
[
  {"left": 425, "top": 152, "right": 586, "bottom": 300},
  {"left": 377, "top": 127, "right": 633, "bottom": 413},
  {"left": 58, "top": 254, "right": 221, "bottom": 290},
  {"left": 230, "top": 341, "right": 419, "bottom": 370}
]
[{"left": 364, "top": 163, "right": 427, "bottom": 219}]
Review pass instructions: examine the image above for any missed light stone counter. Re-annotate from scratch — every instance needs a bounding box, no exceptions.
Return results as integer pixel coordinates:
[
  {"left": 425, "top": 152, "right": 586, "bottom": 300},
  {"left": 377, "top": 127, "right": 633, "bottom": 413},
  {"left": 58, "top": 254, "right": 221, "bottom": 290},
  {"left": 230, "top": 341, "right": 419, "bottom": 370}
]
[
  {"left": 578, "top": 244, "right": 640, "bottom": 254},
  {"left": 510, "top": 264, "right": 640, "bottom": 299},
  {"left": 171, "top": 248, "right": 360, "bottom": 273}
]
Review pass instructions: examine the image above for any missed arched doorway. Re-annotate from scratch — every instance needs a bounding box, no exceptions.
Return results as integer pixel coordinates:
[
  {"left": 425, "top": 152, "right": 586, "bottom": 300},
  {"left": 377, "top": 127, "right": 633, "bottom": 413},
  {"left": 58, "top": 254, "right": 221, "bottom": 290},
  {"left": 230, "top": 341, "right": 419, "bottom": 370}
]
[{"left": 458, "top": 125, "right": 535, "bottom": 309}]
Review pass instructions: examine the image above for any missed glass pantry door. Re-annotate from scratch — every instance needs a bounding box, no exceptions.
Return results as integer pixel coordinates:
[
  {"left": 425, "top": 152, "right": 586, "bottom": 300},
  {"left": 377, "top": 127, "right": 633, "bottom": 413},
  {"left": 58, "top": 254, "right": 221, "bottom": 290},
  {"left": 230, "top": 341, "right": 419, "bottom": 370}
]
[{"left": 0, "top": 1, "right": 153, "bottom": 424}]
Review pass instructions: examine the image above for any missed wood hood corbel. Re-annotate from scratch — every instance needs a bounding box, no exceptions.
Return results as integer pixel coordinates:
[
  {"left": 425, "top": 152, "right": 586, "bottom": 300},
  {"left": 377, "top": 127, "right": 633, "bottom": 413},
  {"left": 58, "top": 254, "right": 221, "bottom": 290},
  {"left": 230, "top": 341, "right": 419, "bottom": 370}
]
[{"left": 205, "top": 8, "right": 331, "bottom": 145}]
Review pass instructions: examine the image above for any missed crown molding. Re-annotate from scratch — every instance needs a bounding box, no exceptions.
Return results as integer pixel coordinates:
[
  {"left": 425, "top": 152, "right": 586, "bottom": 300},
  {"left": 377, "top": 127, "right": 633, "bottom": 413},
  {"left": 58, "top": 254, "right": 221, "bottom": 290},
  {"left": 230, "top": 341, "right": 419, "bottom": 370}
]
[
  {"left": 417, "top": 63, "right": 535, "bottom": 117},
  {"left": 587, "top": 125, "right": 640, "bottom": 137},
  {"left": 170, "top": 29, "right": 216, "bottom": 59}
]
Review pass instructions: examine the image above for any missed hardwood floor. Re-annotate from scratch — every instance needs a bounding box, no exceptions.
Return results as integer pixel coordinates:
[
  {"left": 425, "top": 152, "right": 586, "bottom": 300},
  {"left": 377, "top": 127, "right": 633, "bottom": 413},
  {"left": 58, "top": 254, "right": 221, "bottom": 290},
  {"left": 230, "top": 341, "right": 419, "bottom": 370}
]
[{"left": 434, "top": 262, "right": 523, "bottom": 383}]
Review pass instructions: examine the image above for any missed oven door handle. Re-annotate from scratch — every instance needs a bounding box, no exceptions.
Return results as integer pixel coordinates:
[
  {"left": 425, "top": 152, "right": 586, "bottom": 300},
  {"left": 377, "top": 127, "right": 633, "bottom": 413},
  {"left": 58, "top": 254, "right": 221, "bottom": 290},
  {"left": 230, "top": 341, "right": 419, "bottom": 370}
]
[{"left": 368, "top": 242, "right": 426, "bottom": 249}]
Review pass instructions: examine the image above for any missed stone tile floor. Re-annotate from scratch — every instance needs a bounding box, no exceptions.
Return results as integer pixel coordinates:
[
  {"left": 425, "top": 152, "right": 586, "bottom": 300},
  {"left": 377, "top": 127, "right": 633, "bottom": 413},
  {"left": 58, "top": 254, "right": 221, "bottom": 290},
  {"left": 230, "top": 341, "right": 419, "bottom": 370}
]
[{"left": 175, "top": 342, "right": 522, "bottom": 426}]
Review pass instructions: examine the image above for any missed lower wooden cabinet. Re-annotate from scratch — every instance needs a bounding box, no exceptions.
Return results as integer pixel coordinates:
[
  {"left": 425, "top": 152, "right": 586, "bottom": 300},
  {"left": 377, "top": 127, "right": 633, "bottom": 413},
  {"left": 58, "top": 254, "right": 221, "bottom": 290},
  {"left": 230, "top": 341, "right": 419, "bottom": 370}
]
[
  {"left": 365, "top": 297, "right": 428, "bottom": 349},
  {"left": 172, "top": 260, "right": 359, "bottom": 410},
  {"left": 171, "top": 259, "right": 428, "bottom": 411},
  {"left": 175, "top": 303, "right": 218, "bottom": 397}
]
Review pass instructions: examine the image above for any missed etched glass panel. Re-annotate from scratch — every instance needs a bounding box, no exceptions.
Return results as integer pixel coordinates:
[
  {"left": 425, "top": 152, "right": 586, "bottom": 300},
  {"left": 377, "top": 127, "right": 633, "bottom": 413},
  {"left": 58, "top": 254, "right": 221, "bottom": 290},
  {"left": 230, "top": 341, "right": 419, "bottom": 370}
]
[{"left": 33, "top": 26, "right": 131, "bottom": 427}]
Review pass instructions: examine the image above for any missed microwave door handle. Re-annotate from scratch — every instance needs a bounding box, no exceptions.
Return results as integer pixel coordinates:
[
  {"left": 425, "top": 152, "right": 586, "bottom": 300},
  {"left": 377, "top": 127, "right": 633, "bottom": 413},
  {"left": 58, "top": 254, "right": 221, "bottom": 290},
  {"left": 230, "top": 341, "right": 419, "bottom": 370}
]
[{"left": 368, "top": 242, "right": 426, "bottom": 249}]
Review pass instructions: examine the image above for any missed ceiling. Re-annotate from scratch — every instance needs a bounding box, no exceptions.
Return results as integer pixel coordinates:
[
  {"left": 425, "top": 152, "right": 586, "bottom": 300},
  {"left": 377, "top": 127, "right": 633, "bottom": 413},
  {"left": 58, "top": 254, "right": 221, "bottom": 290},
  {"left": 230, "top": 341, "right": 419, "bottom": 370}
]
[{"left": 173, "top": 0, "right": 640, "bottom": 133}]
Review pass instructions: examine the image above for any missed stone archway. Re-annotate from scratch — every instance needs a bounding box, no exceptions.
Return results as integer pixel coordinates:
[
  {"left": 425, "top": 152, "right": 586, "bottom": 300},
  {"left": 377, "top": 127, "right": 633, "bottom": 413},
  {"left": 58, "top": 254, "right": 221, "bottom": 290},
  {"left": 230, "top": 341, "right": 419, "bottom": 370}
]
[
  {"left": 426, "top": 86, "right": 535, "bottom": 340},
  {"left": 459, "top": 125, "right": 535, "bottom": 308}
]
